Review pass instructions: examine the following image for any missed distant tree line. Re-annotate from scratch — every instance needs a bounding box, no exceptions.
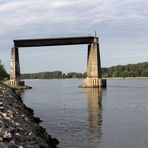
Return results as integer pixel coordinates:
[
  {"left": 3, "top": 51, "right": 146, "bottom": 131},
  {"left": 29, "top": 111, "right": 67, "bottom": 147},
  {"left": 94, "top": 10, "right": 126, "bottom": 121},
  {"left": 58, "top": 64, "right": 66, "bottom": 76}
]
[
  {"left": 0, "top": 60, "right": 8, "bottom": 81},
  {"left": 1, "top": 60, "right": 147, "bottom": 80},
  {"left": 21, "top": 71, "right": 86, "bottom": 79},
  {"left": 21, "top": 62, "right": 148, "bottom": 79},
  {"left": 102, "top": 62, "right": 148, "bottom": 78}
]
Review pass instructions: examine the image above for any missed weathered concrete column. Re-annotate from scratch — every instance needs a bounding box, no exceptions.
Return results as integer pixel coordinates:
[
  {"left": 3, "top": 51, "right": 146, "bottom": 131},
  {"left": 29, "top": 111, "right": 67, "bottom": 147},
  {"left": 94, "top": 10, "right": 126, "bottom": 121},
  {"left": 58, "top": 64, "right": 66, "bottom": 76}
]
[
  {"left": 82, "top": 38, "right": 106, "bottom": 88},
  {"left": 10, "top": 47, "right": 20, "bottom": 80},
  {"left": 9, "top": 47, "right": 24, "bottom": 86}
]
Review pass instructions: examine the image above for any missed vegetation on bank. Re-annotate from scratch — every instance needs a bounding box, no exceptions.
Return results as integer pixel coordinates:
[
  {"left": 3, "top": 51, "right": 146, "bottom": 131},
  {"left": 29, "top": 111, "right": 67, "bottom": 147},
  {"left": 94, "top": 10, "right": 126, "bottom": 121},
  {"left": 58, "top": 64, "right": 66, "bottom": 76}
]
[
  {"left": 0, "top": 60, "right": 147, "bottom": 80},
  {"left": 102, "top": 62, "right": 148, "bottom": 78},
  {"left": 21, "top": 71, "right": 85, "bottom": 79},
  {"left": 0, "top": 60, "right": 8, "bottom": 81},
  {"left": 21, "top": 62, "right": 148, "bottom": 79}
]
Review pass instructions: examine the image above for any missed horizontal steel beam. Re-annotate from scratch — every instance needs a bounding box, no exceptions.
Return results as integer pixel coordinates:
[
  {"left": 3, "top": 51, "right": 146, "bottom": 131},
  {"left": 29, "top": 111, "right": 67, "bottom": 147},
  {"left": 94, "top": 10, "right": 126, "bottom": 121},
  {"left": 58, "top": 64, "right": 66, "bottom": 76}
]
[{"left": 14, "top": 36, "right": 98, "bottom": 48}]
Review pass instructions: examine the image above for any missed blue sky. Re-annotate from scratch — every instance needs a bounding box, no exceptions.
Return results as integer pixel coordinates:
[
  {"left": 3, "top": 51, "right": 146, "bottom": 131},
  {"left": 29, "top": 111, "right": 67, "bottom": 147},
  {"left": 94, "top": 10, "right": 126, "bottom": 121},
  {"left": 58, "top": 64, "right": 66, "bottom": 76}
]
[{"left": 0, "top": 0, "right": 148, "bottom": 73}]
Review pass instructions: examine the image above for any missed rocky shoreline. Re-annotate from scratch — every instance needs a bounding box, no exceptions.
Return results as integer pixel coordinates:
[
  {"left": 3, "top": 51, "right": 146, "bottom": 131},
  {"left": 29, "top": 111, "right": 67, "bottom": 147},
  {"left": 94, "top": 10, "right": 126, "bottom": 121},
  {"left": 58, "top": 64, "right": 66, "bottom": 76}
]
[{"left": 0, "top": 82, "right": 59, "bottom": 148}]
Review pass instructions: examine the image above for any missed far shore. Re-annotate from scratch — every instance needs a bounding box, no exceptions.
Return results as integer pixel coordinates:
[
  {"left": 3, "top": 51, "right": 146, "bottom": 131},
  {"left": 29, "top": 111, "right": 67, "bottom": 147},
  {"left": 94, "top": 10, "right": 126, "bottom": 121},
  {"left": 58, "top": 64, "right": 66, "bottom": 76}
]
[
  {"left": 22, "top": 77, "right": 148, "bottom": 81},
  {"left": 105, "top": 77, "right": 148, "bottom": 80}
]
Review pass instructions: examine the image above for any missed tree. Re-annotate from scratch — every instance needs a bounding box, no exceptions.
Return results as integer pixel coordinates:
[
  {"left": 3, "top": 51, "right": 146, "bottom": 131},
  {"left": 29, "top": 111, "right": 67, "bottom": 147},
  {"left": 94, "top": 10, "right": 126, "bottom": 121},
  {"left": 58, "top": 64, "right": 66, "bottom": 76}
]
[{"left": 0, "top": 60, "right": 8, "bottom": 81}]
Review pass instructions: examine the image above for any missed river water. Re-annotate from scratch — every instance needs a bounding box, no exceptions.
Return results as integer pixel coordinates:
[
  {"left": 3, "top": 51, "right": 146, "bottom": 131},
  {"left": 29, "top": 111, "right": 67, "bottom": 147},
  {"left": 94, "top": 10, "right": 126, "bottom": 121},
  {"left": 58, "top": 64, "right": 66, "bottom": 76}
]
[{"left": 20, "top": 79, "right": 148, "bottom": 148}]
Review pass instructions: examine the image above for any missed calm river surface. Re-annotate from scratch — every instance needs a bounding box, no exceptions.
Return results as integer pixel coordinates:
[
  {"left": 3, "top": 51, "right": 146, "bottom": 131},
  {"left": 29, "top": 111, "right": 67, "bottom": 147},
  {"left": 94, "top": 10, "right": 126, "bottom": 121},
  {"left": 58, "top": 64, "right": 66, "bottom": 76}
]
[{"left": 20, "top": 79, "right": 148, "bottom": 148}]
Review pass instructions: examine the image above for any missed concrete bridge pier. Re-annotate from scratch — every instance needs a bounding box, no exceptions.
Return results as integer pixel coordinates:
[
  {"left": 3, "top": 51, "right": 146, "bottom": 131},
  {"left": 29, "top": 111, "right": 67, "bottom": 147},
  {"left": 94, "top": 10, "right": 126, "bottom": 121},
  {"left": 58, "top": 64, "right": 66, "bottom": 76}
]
[
  {"left": 7, "top": 47, "right": 25, "bottom": 87},
  {"left": 82, "top": 39, "right": 106, "bottom": 88}
]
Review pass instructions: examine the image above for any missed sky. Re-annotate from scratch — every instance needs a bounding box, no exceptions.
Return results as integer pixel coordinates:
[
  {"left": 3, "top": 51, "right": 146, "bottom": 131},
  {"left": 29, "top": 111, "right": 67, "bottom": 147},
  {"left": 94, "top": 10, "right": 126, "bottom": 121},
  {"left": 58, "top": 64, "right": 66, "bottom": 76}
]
[{"left": 0, "top": 0, "right": 148, "bottom": 73}]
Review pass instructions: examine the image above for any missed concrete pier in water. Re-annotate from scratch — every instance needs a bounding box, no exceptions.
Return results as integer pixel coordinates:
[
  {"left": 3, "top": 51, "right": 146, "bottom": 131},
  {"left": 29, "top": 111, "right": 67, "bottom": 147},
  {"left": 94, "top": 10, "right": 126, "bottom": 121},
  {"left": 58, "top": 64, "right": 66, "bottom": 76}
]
[
  {"left": 82, "top": 38, "right": 106, "bottom": 88},
  {"left": 5, "top": 48, "right": 25, "bottom": 89}
]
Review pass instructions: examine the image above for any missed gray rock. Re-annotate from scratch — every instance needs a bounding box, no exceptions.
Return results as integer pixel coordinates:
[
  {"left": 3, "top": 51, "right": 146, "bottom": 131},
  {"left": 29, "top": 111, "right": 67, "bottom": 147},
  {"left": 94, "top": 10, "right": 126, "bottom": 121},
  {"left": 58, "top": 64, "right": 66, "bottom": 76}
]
[
  {"left": 0, "top": 82, "right": 59, "bottom": 147},
  {"left": 3, "top": 131, "right": 12, "bottom": 140}
]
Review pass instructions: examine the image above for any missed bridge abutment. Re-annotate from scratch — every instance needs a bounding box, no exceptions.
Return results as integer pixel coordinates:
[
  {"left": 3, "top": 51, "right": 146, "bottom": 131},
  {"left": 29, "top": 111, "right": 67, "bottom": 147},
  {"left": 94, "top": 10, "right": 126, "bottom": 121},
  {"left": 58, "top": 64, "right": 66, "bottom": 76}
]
[
  {"left": 5, "top": 47, "right": 25, "bottom": 88},
  {"left": 82, "top": 39, "right": 106, "bottom": 88}
]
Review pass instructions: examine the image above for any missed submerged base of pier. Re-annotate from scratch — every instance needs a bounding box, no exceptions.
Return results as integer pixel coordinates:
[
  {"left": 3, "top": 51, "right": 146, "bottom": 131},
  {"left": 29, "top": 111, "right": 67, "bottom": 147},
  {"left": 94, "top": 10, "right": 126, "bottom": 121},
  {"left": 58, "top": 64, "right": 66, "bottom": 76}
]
[
  {"left": 82, "top": 78, "right": 107, "bottom": 88},
  {"left": 4, "top": 80, "right": 32, "bottom": 90}
]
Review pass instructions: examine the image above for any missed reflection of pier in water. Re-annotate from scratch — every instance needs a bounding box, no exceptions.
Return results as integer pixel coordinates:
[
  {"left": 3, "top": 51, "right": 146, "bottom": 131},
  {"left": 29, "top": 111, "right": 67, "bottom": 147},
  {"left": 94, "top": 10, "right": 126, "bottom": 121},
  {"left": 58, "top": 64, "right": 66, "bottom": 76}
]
[{"left": 84, "top": 88, "right": 103, "bottom": 146}]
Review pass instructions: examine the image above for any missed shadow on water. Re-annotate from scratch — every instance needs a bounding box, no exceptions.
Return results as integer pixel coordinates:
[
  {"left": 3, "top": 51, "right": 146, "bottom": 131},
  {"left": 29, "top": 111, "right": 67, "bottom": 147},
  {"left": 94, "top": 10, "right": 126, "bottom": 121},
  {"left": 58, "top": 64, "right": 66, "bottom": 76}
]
[
  {"left": 83, "top": 88, "right": 103, "bottom": 147},
  {"left": 15, "top": 90, "right": 25, "bottom": 97}
]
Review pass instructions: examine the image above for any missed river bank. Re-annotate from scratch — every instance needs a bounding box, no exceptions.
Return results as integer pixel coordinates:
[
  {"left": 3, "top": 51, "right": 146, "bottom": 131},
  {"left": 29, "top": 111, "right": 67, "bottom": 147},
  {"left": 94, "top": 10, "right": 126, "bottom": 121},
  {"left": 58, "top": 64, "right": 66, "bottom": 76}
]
[
  {"left": 0, "top": 82, "right": 59, "bottom": 148},
  {"left": 22, "top": 76, "right": 148, "bottom": 81}
]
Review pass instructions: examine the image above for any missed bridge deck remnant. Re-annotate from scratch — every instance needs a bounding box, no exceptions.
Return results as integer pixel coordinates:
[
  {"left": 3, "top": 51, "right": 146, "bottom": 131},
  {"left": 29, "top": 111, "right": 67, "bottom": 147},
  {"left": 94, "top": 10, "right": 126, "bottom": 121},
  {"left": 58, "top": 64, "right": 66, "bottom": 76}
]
[{"left": 14, "top": 36, "right": 97, "bottom": 47}]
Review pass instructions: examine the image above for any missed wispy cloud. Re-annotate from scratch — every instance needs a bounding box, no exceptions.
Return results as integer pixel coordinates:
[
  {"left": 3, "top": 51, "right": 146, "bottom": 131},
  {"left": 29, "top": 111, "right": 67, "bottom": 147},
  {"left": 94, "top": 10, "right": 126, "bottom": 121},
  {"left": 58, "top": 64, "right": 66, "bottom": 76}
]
[
  {"left": 0, "top": 0, "right": 147, "bottom": 37},
  {"left": 0, "top": 0, "right": 148, "bottom": 72}
]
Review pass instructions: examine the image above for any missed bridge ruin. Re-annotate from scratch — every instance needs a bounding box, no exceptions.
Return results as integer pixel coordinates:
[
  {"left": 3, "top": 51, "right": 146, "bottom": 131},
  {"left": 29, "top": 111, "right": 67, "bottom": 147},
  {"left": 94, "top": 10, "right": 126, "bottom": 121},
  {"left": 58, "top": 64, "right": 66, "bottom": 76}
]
[{"left": 6, "top": 36, "right": 107, "bottom": 88}]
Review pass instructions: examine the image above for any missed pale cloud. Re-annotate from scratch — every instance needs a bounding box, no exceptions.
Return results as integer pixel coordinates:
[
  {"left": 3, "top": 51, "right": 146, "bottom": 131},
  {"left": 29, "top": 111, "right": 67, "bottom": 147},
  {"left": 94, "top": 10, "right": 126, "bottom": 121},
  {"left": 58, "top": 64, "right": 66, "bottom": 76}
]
[
  {"left": 0, "top": 0, "right": 148, "bottom": 72},
  {"left": 0, "top": 0, "right": 147, "bottom": 36}
]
